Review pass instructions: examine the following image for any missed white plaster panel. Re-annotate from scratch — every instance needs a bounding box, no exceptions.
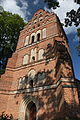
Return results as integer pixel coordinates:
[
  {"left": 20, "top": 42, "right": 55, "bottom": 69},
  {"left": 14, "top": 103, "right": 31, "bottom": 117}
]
[
  {"left": 38, "top": 49, "right": 44, "bottom": 60},
  {"left": 24, "top": 36, "right": 29, "bottom": 46},
  {"left": 42, "top": 28, "right": 46, "bottom": 38},
  {"left": 30, "top": 48, "right": 37, "bottom": 62},
  {"left": 28, "top": 69, "right": 36, "bottom": 79},
  {"left": 23, "top": 54, "right": 29, "bottom": 65}
]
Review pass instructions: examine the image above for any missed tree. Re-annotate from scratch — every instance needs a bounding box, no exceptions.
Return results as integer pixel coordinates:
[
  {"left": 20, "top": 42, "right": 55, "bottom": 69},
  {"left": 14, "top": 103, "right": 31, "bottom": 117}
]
[
  {"left": 76, "top": 28, "right": 80, "bottom": 55},
  {"left": 44, "top": 0, "right": 80, "bottom": 53},
  {"left": 44, "top": 0, "right": 59, "bottom": 9},
  {"left": 74, "top": 0, "right": 80, "bottom": 4},
  {"left": 44, "top": 0, "right": 80, "bottom": 27},
  {"left": 65, "top": 7, "right": 80, "bottom": 27},
  {"left": 0, "top": 10, "right": 25, "bottom": 72}
]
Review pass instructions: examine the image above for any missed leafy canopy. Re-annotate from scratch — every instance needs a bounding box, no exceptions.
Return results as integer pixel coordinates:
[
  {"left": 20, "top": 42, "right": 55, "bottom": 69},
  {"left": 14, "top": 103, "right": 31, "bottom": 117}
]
[
  {"left": 44, "top": 0, "right": 59, "bottom": 9},
  {"left": 44, "top": 0, "right": 80, "bottom": 53},
  {"left": 65, "top": 7, "right": 80, "bottom": 27},
  {"left": 0, "top": 10, "right": 25, "bottom": 70}
]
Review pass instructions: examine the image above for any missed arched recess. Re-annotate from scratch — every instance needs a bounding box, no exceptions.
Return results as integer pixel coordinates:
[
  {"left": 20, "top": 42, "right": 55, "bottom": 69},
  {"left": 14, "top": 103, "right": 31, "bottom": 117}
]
[
  {"left": 18, "top": 96, "right": 39, "bottom": 120},
  {"left": 24, "top": 36, "right": 29, "bottom": 46},
  {"left": 18, "top": 76, "right": 26, "bottom": 89},
  {"left": 38, "top": 49, "right": 45, "bottom": 60},
  {"left": 36, "top": 30, "right": 41, "bottom": 41},
  {"left": 26, "top": 101, "right": 36, "bottom": 120},
  {"left": 39, "top": 16, "right": 43, "bottom": 21},
  {"left": 28, "top": 69, "right": 36, "bottom": 79},
  {"left": 30, "top": 33, "right": 36, "bottom": 44},
  {"left": 27, "top": 69, "right": 36, "bottom": 88},
  {"left": 30, "top": 48, "right": 37, "bottom": 63}
]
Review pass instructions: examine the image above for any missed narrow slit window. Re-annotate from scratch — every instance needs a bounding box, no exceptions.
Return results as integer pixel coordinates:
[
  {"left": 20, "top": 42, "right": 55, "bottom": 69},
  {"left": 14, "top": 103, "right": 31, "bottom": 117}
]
[
  {"left": 37, "top": 33, "right": 40, "bottom": 41},
  {"left": 32, "top": 56, "right": 35, "bottom": 61},
  {"left": 32, "top": 36, "right": 35, "bottom": 43},
  {"left": 29, "top": 80, "right": 33, "bottom": 88}
]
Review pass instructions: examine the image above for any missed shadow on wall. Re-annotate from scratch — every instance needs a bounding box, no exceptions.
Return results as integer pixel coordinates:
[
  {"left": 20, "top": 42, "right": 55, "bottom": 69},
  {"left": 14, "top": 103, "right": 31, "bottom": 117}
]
[
  {"left": 38, "top": 91, "right": 80, "bottom": 120},
  {"left": 18, "top": 69, "right": 54, "bottom": 90},
  {"left": 18, "top": 40, "right": 74, "bottom": 90},
  {"left": 16, "top": 40, "right": 80, "bottom": 120},
  {"left": 19, "top": 83, "right": 80, "bottom": 120},
  {"left": 43, "top": 40, "right": 73, "bottom": 78}
]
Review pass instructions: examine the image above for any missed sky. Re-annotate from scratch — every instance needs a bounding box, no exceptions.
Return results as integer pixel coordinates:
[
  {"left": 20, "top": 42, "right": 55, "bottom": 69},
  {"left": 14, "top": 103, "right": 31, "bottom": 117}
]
[{"left": 0, "top": 0, "right": 80, "bottom": 80}]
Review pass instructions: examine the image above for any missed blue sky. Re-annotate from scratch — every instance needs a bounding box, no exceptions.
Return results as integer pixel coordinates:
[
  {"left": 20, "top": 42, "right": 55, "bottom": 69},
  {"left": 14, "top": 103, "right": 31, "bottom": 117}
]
[{"left": 0, "top": 0, "right": 80, "bottom": 80}]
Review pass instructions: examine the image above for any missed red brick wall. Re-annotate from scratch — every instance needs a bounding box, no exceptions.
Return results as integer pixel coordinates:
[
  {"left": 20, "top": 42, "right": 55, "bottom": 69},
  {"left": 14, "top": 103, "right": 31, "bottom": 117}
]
[{"left": 0, "top": 9, "right": 79, "bottom": 120}]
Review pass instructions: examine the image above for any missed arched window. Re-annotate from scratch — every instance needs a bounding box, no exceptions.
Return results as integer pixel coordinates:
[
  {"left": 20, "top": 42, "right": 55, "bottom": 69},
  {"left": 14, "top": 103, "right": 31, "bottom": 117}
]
[
  {"left": 29, "top": 80, "right": 33, "bottom": 88},
  {"left": 38, "top": 49, "right": 45, "bottom": 60},
  {"left": 39, "top": 13, "right": 43, "bottom": 21},
  {"left": 30, "top": 33, "right": 36, "bottom": 44},
  {"left": 28, "top": 69, "right": 36, "bottom": 80},
  {"left": 36, "top": 30, "right": 41, "bottom": 41},
  {"left": 39, "top": 16, "right": 43, "bottom": 21},
  {"left": 30, "top": 48, "right": 37, "bottom": 62},
  {"left": 27, "top": 69, "right": 36, "bottom": 88},
  {"left": 18, "top": 77, "right": 26, "bottom": 89},
  {"left": 32, "top": 36, "right": 35, "bottom": 43},
  {"left": 37, "top": 33, "right": 40, "bottom": 41}
]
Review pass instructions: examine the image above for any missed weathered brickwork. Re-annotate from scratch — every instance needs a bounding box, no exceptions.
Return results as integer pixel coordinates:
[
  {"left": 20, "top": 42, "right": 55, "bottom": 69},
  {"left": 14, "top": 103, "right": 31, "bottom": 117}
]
[{"left": 0, "top": 9, "right": 80, "bottom": 120}]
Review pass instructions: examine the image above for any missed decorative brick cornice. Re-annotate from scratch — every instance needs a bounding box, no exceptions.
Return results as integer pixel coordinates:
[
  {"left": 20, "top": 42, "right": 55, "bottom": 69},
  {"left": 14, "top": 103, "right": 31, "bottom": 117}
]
[
  {"left": 0, "top": 77, "right": 76, "bottom": 95},
  {"left": 16, "top": 33, "right": 59, "bottom": 52},
  {"left": 6, "top": 57, "right": 55, "bottom": 71}
]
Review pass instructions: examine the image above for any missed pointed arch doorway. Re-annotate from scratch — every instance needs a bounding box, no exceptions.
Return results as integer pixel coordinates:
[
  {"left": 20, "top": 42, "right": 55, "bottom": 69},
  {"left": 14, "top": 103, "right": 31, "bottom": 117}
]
[{"left": 25, "top": 101, "right": 36, "bottom": 120}]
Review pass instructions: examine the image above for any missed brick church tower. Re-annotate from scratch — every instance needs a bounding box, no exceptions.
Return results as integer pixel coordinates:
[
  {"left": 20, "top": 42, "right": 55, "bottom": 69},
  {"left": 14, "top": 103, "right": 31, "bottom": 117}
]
[{"left": 0, "top": 9, "right": 80, "bottom": 120}]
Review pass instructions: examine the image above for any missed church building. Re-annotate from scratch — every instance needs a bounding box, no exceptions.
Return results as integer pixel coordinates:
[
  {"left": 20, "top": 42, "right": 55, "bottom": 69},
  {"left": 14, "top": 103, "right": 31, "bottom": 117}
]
[{"left": 0, "top": 9, "right": 80, "bottom": 120}]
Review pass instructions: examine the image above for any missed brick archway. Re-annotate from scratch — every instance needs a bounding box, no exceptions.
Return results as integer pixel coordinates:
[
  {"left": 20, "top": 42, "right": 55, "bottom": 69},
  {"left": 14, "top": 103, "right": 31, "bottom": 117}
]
[
  {"left": 26, "top": 101, "right": 36, "bottom": 120},
  {"left": 19, "top": 96, "right": 38, "bottom": 120}
]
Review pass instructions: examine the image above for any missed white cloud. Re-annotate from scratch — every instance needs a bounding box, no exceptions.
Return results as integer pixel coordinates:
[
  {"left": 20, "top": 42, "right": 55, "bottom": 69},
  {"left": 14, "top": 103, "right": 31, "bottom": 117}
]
[
  {"left": 0, "top": 0, "right": 29, "bottom": 21},
  {"left": 54, "top": 0, "right": 79, "bottom": 34},
  {"left": 54, "top": 0, "right": 79, "bottom": 23},
  {"left": 0, "top": 0, "right": 23, "bottom": 17},
  {"left": 33, "top": 0, "right": 39, "bottom": 5}
]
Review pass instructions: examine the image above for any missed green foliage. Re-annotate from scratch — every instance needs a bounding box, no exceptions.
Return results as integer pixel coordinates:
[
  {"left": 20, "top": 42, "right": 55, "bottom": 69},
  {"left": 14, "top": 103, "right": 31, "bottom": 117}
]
[
  {"left": 76, "top": 28, "right": 80, "bottom": 55},
  {"left": 44, "top": 0, "right": 80, "bottom": 53},
  {"left": 65, "top": 7, "right": 80, "bottom": 27},
  {"left": 0, "top": 69, "right": 5, "bottom": 75},
  {"left": 74, "top": 0, "right": 80, "bottom": 4},
  {"left": 0, "top": 10, "right": 25, "bottom": 69},
  {"left": 64, "top": 7, "right": 80, "bottom": 54},
  {"left": 44, "top": 0, "right": 59, "bottom": 9},
  {"left": 0, "top": 112, "right": 13, "bottom": 120}
]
